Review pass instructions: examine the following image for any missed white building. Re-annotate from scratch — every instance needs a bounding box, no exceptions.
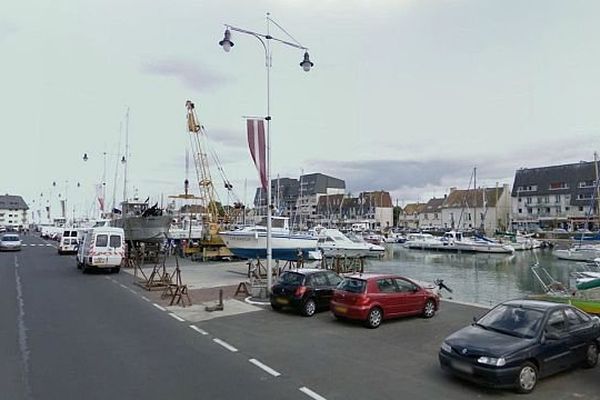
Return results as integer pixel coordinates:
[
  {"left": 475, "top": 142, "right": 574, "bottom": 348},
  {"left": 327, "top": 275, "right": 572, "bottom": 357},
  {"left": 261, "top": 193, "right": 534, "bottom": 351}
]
[{"left": 0, "top": 195, "right": 29, "bottom": 229}]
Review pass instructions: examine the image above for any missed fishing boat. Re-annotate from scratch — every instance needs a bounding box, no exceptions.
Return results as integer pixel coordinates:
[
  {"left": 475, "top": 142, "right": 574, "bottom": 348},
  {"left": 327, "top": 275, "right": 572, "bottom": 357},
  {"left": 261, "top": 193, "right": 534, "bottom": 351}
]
[
  {"left": 111, "top": 199, "right": 171, "bottom": 242},
  {"left": 403, "top": 232, "right": 440, "bottom": 250},
  {"left": 219, "top": 217, "right": 317, "bottom": 261},
  {"left": 529, "top": 265, "right": 600, "bottom": 315},
  {"left": 316, "top": 228, "right": 384, "bottom": 258}
]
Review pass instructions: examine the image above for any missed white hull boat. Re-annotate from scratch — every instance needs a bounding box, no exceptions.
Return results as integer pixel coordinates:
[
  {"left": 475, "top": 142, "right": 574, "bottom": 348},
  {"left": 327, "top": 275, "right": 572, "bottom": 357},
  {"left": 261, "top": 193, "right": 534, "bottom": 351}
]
[{"left": 316, "top": 229, "right": 384, "bottom": 258}]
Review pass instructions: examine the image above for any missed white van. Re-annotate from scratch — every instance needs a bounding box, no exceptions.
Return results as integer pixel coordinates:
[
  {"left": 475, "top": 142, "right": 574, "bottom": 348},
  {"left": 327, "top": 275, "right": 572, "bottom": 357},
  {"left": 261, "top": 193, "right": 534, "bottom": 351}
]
[
  {"left": 58, "top": 229, "right": 80, "bottom": 255},
  {"left": 76, "top": 227, "right": 125, "bottom": 273}
]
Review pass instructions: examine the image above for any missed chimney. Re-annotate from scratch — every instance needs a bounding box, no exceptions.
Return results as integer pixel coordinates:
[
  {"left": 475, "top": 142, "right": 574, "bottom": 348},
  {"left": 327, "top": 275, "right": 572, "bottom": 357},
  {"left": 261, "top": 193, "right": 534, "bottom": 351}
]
[{"left": 449, "top": 187, "right": 457, "bottom": 193}]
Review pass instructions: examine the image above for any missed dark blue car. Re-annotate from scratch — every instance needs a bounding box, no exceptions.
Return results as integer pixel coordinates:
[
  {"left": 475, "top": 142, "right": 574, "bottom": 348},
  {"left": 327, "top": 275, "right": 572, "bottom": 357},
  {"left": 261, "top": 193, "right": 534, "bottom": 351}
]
[{"left": 439, "top": 300, "right": 600, "bottom": 393}]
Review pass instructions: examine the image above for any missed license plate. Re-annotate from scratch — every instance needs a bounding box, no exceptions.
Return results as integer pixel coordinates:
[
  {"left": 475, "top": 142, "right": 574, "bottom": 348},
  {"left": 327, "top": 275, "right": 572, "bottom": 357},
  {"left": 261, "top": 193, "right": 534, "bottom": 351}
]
[
  {"left": 334, "top": 306, "right": 347, "bottom": 313},
  {"left": 276, "top": 298, "right": 289, "bottom": 305},
  {"left": 95, "top": 257, "right": 107, "bottom": 264},
  {"left": 451, "top": 360, "right": 473, "bottom": 374}
]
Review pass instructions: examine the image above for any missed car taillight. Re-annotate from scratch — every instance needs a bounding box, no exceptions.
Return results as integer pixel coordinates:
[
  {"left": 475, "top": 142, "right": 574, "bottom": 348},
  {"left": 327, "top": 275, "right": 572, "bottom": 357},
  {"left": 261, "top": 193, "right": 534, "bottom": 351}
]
[
  {"left": 294, "top": 286, "right": 307, "bottom": 297},
  {"left": 355, "top": 295, "right": 369, "bottom": 305}
]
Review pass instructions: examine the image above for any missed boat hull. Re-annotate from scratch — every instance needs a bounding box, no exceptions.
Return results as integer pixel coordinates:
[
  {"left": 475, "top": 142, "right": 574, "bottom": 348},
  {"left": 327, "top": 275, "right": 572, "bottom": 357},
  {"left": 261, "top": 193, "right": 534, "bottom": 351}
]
[
  {"left": 220, "top": 232, "right": 318, "bottom": 261},
  {"left": 528, "top": 294, "right": 600, "bottom": 315},
  {"left": 111, "top": 215, "right": 172, "bottom": 242},
  {"left": 554, "top": 249, "right": 600, "bottom": 262}
]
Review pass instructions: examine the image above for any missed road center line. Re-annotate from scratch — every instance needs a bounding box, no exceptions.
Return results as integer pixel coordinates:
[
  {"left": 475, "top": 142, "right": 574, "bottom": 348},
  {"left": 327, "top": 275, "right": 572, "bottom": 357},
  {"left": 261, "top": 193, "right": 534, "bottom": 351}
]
[
  {"left": 189, "top": 325, "right": 208, "bottom": 335},
  {"left": 119, "top": 283, "right": 128, "bottom": 289},
  {"left": 152, "top": 303, "right": 167, "bottom": 312},
  {"left": 141, "top": 296, "right": 151, "bottom": 302},
  {"left": 213, "top": 338, "right": 238, "bottom": 352},
  {"left": 299, "top": 387, "right": 327, "bottom": 400},
  {"left": 14, "top": 256, "right": 33, "bottom": 400},
  {"left": 249, "top": 358, "right": 281, "bottom": 377},
  {"left": 168, "top": 313, "right": 185, "bottom": 322}
]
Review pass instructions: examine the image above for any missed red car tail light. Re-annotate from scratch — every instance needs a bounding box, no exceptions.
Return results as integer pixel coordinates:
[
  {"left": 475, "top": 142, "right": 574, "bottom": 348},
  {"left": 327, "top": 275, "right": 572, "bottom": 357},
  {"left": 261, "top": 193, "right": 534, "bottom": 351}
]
[
  {"left": 355, "top": 295, "right": 370, "bottom": 306},
  {"left": 294, "top": 286, "right": 307, "bottom": 297}
]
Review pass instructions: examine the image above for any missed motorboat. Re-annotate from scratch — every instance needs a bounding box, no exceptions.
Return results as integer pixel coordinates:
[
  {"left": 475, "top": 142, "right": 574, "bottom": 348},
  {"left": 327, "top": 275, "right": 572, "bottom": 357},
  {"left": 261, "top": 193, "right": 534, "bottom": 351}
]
[
  {"left": 316, "top": 228, "right": 384, "bottom": 258},
  {"left": 220, "top": 217, "right": 318, "bottom": 261},
  {"left": 553, "top": 244, "right": 600, "bottom": 262},
  {"left": 404, "top": 233, "right": 440, "bottom": 250},
  {"left": 111, "top": 200, "right": 172, "bottom": 242},
  {"left": 405, "top": 231, "right": 514, "bottom": 254}
]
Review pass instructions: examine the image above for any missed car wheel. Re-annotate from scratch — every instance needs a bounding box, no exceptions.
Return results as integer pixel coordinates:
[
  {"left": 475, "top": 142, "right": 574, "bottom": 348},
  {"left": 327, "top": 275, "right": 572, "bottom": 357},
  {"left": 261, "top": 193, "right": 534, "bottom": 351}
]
[
  {"left": 515, "top": 362, "right": 538, "bottom": 394},
  {"left": 365, "top": 307, "right": 383, "bottom": 329},
  {"left": 422, "top": 299, "right": 436, "bottom": 318},
  {"left": 583, "top": 343, "right": 598, "bottom": 368},
  {"left": 302, "top": 298, "right": 316, "bottom": 317},
  {"left": 112, "top": 267, "right": 121, "bottom": 274},
  {"left": 76, "top": 260, "right": 82, "bottom": 270},
  {"left": 81, "top": 263, "right": 89, "bottom": 274}
]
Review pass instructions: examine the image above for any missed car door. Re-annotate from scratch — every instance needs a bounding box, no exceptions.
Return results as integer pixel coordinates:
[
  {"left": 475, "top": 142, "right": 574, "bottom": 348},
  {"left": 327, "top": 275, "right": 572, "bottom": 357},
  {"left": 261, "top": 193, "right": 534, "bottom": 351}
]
[
  {"left": 310, "top": 272, "right": 330, "bottom": 308},
  {"left": 393, "top": 278, "right": 425, "bottom": 315},
  {"left": 322, "top": 271, "right": 343, "bottom": 305},
  {"left": 564, "top": 307, "right": 594, "bottom": 364},
  {"left": 107, "top": 234, "right": 123, "bottom": 266},
  {"left": 375, "top": 278, "right": 401, "bottom": 316},
  {"left": 540, "top": 309, "right": 572, "bottom": 376}
]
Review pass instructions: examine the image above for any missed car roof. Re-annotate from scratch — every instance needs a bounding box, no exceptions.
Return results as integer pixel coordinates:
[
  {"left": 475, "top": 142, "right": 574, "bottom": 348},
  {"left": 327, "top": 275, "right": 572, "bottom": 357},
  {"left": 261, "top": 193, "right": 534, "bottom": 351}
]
[
  {"left": 1, "top": 234, "right": 20, "bottom": 238},
  {"left": 344, "top": 273, "right": 407, "bottom": 281},
  {"left": 282, "top": 268, "right": 331, "bottom": 275},
  {"left": 502, "top": 299, "right": 564, "bottom": 311}
]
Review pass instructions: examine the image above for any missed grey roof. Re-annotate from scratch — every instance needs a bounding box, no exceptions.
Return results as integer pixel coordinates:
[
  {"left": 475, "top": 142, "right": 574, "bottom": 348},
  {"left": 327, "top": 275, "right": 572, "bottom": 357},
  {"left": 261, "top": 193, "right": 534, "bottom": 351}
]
[
  {"left": 444, "top": 187, "right": 505, "bottom": 208},
  {"left": 300, "top": 173, "right": 345, "bottom": 195},
  {"left": 423, "top": 197, "right": 444, "bottom": 213},
  {"left": 511, "top": 160, "right": 600, "bottom": 206},
  {"left": 0, "top": 195, "right": 29, "bottom": 210}
]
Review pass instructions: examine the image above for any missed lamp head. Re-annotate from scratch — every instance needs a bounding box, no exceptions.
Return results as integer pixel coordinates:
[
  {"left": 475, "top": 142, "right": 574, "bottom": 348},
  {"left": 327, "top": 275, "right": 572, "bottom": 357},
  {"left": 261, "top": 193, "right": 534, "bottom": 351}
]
[
  {"left": 219, "top": 29, "right": 234, "bottom": 52},
  {"left": 121, "top": 156, "right": 126, "bottom": 164},
  {"left": 83, "top": 153, "right": 88, "bottom": 162},
  {"left": 300, "top": 51, "right": 314, "bottom": 72}
]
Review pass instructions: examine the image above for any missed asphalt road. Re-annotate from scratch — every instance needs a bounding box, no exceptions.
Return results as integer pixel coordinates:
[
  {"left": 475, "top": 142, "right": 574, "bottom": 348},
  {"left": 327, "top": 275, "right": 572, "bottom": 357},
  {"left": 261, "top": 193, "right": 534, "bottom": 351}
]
[
  {"left": 0, "top": 236, "right": 309, "bottom": 400},
  {"left": 2, "top": 235, "right": 599, "bottom": 400}
]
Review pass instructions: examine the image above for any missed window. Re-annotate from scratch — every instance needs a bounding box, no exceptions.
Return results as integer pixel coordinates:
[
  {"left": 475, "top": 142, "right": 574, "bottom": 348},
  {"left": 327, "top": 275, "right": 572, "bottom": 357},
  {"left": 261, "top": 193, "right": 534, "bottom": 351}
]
[
  {"left": 311, "top": 273, "right": 328, "bottom": 287},
  {"left": 546, "top": 310, "right": 567, "bottom": 334},
  {"left": 394, "top": 278, "right": 417, "bottom": 293},
  {"left": 526, "top": 197, "right": 532, "bottom": 204},
  {"left": 549, "top": 182, "right": 568, "bottom": 190},
  {"left": 109, "top": 235, "right": 121, "bottom": 248},
  {"left": 577, "top": 193, "right": 593, "bottom": 200},
  {"left": 565, "top": 207, "right": 570, "bottom": 211},
  {"left": 278, "top": 272, "right": 304, "bottom": 285},
  {"left": 546, "top": 208, "right": 550, "bottom": 213},
  {"left": 579, "top": 207, "right": 584, "bottom": 212},
  {"left": 377, "top": 278, "right": 396, "bottom": 293},
  {"left": 544, "top": 196, "right": 549, "bottom": 204},
  {"left": 527, "top": 208, "right": 533, "bottom": 214},
  {"left": 564, "top": 308, "right": 584, "bottom": 327},
  {"left": 338, "top": 278, "right": 366, "bottom": 293},
  {"left": 518, "top": 185, "right": 537, "bottom": 192},
  {"left": 555, "top": 195, "right": 561, "bottom": 203},
  {"left": 518, "top": 208, "right": 522, "bottom": 214},
  {"left": 95, "top": 234, "right": 108, "bottom": 247},
  {"left": 579, "top": 180, "right": 597, "bottom": 188},
  {"left": 537, "top": 197, "right": 542, "bottom": 204},
  {"left": 518, "top": 198, "right": 522, "bottom": 202},
  {"left": 324, "top": 271, "right": 342, "bottom": 286}
]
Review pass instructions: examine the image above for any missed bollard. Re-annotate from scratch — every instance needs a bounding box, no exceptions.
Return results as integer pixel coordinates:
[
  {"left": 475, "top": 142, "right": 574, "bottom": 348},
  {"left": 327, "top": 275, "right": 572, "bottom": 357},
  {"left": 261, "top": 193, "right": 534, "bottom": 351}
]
[{"left": 205, "top": 289, "right": 225, "bottom": 312}]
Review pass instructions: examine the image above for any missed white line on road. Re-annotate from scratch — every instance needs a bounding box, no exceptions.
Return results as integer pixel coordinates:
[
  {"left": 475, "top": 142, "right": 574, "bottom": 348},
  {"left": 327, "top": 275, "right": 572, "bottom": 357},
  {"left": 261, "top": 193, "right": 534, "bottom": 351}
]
[
  {"left": 127, "top": 288, "right": 137, "bottom": 295},
  {"left": 248, "top": 358, "right": 281, "bottom": 377},
  {"left": 45, "top": 244, "right": 52, "bottom": 247},
  {"left": 168, "top": 313, "right": 185, "bottom": 322},
  {"left": 119, "top": 283, "right": 128, "bottom": 289},
  {"left": 299, "top": 387, "right": 327, "bottom": 400},
  {"left": 152, "top": 303, "right": 167, "bottom": 312},
  {"left": 141, "top": 296, "right": 151, "bottom": 302},
  {"left": 189, "top": 325, "right": 208, "bottom": 335},
  {"left": 213, "top": 338, "right": 238, "bottom": 352}
]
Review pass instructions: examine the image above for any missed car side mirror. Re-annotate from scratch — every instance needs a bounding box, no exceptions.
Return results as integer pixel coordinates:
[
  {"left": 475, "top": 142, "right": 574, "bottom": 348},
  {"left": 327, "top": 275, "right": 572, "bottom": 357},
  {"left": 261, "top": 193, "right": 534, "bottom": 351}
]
[{"left": 544, "top": 331, "right": 561, "bottom": 341}]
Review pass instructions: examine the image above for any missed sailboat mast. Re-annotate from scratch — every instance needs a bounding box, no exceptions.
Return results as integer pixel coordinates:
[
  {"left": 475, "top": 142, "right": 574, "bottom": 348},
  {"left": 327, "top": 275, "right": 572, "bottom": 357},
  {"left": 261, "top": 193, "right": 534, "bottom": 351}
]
[
  {"left": 122, "top": 108, "right": 130, "bottom": 203},
  {"left": 595, "top": 152, "right": 599, "bottom": 228},
  {"left": 111, "top": 122, "right": 122, "bottom": 212},
  {"left": 473, "top": 166, "right": 477, "bottom": 230}
]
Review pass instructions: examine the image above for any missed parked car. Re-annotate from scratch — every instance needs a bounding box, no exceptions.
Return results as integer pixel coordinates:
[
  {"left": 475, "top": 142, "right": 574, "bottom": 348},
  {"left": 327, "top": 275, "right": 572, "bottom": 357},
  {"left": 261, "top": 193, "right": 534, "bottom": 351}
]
[
  {"left": 439, "top": 299, "right": 600, "bottom": 394},
  {"left": 330, "top": 274, "right": 440, "bottom": 328},
  {"left": 0, "top": 233, "right": 22, "bottom": 251},
  {"left": 270, "top": 269, "right": 343, "bottom": 316}
]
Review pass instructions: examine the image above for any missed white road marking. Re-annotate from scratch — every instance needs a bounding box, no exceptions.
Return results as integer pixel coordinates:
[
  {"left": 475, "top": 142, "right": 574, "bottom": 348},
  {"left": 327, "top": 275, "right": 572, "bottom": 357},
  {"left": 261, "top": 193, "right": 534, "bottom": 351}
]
[
  {"left": 45, "top": 244, "right": 52, "bottom": 247},
  {"left": 127, "top": 288, "right": 137, "bottom": 295},
  {"left": 213, "top": 338, "right": 238, "bottom": 352},
  {"left": 119, "top": 283, "right": 128, "bottom": 289},
  {"left": 152, "top": 303, "right": 167, "bottom": 312},
  {"left": 168, "top": 313, "right": 185, "bottom": 322},
  {"left": 248, "top": 358, "right": 281, "bottom": 377},
  {"left": 14, "top": 257, "right": 33, "bottom": 400},
  {"left": 189, "top": 325, "right": 208, "bottom": 335},
  {"left": 141, "top": 296, "right": 151, "bottom": 302},
  {"left": 299, "top": 387, "right": 327, "bottom": 400}
]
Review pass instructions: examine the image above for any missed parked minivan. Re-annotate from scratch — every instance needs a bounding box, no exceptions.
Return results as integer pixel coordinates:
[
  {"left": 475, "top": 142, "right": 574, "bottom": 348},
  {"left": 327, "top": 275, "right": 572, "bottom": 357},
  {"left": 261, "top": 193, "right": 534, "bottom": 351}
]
[
  {"left": 58, "top": 229, "right": 80, "bottom": 255},
  {"left": 76, "top": 227, "right": 125, "bottom": 273}
]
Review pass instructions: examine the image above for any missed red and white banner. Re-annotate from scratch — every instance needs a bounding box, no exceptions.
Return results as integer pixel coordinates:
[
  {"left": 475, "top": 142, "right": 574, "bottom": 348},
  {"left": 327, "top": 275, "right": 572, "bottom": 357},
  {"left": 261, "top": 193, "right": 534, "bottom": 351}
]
[{"left": 246, "top": 119, "right": 267, "bottom": 189}]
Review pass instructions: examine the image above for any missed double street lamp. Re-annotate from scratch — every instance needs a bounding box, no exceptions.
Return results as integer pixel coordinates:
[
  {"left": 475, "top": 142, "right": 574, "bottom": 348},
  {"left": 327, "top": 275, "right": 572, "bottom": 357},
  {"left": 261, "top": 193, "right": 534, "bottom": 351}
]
[{"left": 219, "top": 13, "right": 314, "bottom": 295}]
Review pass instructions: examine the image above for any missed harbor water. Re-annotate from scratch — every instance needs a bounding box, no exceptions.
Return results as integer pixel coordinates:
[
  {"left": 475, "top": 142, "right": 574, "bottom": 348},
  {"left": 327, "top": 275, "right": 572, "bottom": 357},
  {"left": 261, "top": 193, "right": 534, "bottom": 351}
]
[{"left": 364, "top": 245, "right": 594, "bottom": 308}]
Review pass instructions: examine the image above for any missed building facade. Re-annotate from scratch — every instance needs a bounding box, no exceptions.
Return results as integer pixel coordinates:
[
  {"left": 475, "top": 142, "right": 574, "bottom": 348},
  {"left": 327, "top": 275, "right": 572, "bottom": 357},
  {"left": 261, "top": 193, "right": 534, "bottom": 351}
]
[
  {"left": 315, "top": 191, "right": 393, "bottom": 229},
  {"left": 0, "top": 195, "right": 29, "bottom": 229},
  {"left": 397, "top": 203, "right": 426, "bottom": 229},
  {"left": 418, "top": 197, "right": 444, "bottom": 229},
  {"left": 510, "top": 161, "right": 600, "bottom": 231}
]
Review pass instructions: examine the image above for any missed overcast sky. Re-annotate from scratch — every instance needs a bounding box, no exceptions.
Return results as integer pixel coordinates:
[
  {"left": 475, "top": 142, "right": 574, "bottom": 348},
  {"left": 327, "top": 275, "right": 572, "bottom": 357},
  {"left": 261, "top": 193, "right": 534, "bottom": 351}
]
[{"left": 2, "top": 0, "right": 599, "bottom": 219}]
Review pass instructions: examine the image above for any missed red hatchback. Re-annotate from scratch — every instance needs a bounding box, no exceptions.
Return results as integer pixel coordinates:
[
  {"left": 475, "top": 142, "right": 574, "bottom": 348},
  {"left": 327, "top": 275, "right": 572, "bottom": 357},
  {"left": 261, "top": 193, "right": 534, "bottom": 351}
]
[{"left": 330, "top": 274, "right": 440, "bottom": 328}]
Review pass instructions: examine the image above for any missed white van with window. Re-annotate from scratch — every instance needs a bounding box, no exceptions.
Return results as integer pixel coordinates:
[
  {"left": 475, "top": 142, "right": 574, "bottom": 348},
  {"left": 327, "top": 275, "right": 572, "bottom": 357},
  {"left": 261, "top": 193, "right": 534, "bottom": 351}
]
[
  {"left": 76, "top": 227, "right": 125, "bottom": 273},
  {"left": 58, "top": 229, "right": 80, "bottom": 255}
]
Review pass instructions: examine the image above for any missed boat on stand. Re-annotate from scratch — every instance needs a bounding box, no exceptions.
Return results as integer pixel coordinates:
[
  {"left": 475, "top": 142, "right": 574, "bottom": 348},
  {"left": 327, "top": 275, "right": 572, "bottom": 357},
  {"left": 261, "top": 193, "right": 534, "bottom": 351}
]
[
  {"left": 220, "top": 217, "right": 318, "bottom": 261},
  {"left": 111, "top": 199, "right": 171, "bottom": 242}
]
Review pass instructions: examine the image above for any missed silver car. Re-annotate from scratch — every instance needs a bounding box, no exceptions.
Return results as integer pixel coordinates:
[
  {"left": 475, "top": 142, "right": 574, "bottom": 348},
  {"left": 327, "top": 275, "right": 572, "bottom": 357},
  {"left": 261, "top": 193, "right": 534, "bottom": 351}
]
[{"left": 0, "top": 234, "right": 22, "bottom": 251}]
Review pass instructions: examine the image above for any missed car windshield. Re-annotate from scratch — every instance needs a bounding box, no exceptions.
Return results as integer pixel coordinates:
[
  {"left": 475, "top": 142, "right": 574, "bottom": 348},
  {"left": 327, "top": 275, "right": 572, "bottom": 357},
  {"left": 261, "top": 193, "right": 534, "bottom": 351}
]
[
  {"left": 2, "top": 236, "right": 20, "bottom": 242},
  {"left": 278, "top": 272, "right": 304, "bottom": 285},
  {"left": 337, "top": 278, "right": 366, "bottom": 293},
  {"left": 477, "top": 305, "right": 544, "bottom": 339}
]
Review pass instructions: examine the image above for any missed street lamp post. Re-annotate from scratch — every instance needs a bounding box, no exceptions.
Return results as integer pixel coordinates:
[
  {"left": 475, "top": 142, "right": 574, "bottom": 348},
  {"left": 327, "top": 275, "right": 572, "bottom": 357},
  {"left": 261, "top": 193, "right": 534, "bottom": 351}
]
[{"left": 219, "top": 13, "right": 313, "bottom": 296}]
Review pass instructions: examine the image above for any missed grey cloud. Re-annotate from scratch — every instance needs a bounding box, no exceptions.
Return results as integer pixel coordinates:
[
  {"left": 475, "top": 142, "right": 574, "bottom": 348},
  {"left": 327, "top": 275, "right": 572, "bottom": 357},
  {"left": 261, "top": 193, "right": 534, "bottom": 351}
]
[
  {"left": 141, "top": 59, "right": 229, "bottom": 92},
  {"left": 0, "top": 21, "right": 17, "bottom": 41},
  {"left": 205, "top": 127, "right": 246, "bottom": 149}
]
